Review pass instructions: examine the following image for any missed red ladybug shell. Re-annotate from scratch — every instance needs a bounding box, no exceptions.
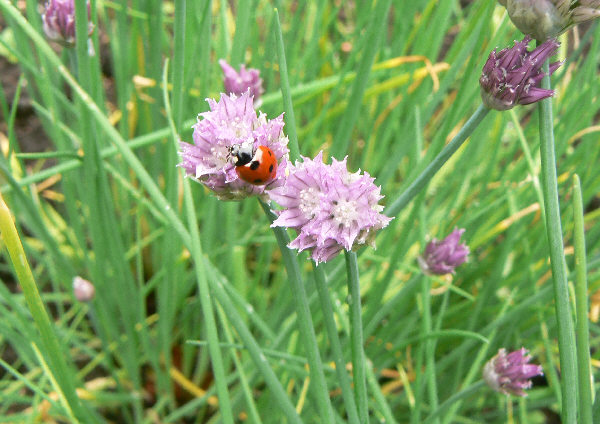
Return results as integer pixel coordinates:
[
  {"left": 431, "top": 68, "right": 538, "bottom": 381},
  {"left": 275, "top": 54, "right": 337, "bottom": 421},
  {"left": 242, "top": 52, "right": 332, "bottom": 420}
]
[{"left": 235, "top": 145, "right": 277, "bottom": 185}]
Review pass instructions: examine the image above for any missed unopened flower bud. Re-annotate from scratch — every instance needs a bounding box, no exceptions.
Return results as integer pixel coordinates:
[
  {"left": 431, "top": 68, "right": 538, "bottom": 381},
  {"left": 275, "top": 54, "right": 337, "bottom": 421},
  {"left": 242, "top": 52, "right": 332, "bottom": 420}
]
[
  {"left": 483, "top": 348, "right": 543, "bottom": 396},
  {"left": 219, "top": 59, "right": 264, "bottom": 102},
  {"left": 73, "top": 276, "right": 95, "bottom": 302},
  {"left": 479, "top": 36, "right": 561, "bottom": 111},
  {"left": 418, "top": 228, "right": 469, "bottom": 275}
]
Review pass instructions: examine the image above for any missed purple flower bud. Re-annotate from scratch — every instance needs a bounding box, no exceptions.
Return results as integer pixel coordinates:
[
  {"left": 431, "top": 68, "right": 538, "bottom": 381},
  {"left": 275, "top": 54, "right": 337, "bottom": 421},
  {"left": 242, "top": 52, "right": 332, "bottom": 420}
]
[
  {"left": 483, "top": 348, "right": 544, "bottom": 396},
  {"left": 72, "top": 276, "right": 95, "bottom": 302},
  {"left": 269, "top": 151, "right": 392, "bottom": 264},
  {"left": 178, "top": 92, "right": 289, "bottom": 200},
  {"left": 219, "top": 59, "right": 264, "bottom": 102},
  {"left": 479, "top": 36, "right": 562, "bottom": 111},
  {"left": 42, "top": 0, "right": 94, "bottom": 46},
  {"left": 499, "top": 0, "right": 600, "bottom": 41},
  {"left": 418, "top": 228, "right": 469, "bottom": 275}
]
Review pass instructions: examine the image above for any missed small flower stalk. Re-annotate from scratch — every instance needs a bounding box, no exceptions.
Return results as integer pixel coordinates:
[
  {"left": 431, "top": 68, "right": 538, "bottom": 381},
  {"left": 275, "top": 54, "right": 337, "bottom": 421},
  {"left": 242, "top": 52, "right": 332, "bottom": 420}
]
[
  {"left": 479, "top": 36, "right": 562, "bottom": 111},
  {"left": 483, "top": 348, "right": 544, "bottom": 396},
  {"left": 418, "top": 228, "right": 469, "bottom": 275},
  {"left": 42, "top": 0, "right": 94, "bottom": 46},
  {"left": 219, "top": 59, "right": 264, "bottom": 103},
  {"left": 178, "top": 92, "right": 289, "bottom": 200},
  {"left": 268, "top": 152, "right": 392, "bottom": 264},
  {"left": 498, "top": 0, "right": 600, "bottom": 41}
]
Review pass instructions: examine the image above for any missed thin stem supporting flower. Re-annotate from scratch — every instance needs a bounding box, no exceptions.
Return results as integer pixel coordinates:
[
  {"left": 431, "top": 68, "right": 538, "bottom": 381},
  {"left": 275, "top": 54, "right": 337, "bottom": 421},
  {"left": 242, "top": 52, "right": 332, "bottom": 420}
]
[
  {"left": 313, "top": 264, "right": 361, "bottom": 424},
  {"left": 537, "top": 59, "right": 578, "bottom": 424},
  {"left": 259, "top": 200, "right": 335, "bottom": 423},
  {"left": 386, "top": 104, "right": 489, "bottom": 217},
  {"left": 345, "top": 251, "right": 369, "bottom": 423}
]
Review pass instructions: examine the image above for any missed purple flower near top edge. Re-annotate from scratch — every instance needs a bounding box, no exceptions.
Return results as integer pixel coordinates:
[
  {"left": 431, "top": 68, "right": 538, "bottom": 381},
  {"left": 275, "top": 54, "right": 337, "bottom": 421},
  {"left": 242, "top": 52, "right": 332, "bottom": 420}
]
[
  {"left": 178, "top": 92, "right": 289, "bottom": 200},
  {"left": 479, "top": 36, "right": 562, "bottom": 111},
  {"left": 418, "top": 228, "right": 469, "bottom": 275},
  {"left": 498, "top": 0, "right": 600, "bottom": 41},
  {"left": 268, "top": 151, "right": 393, "bottom": 264},
  {"left": 219, "top": 59, "right": 264, "bottom": 102},
  {"left": 42, "top": 0, "right": 94, "bottom": 46},
  {"left": 483, "top": 348, "right": 544, "bottom": 396}
]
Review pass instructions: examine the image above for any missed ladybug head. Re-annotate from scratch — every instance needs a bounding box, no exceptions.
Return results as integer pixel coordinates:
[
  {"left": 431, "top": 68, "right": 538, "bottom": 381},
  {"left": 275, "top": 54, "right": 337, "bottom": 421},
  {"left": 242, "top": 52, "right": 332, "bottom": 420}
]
[{"left": 229, "top": 142, "right": 255, "bottom": 166}]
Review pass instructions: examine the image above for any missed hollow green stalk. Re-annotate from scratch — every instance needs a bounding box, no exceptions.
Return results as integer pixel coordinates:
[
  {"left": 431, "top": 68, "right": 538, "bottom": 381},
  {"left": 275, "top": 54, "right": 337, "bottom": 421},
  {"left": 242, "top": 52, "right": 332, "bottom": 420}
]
[
  {"left": 259, "top": 200, "right": 335, "bottom": 423},
  {"left": 345, "top": 251, "right": 368, "bottom": 423},
  {"left": 572, "top": 174, "right": 593, "bottom": 424},
  {"left": 313, "top": 263, "right": 361, "bottom": 424},
  {"left": 538, "top": 60, "right": 578, "bottom": 424}
]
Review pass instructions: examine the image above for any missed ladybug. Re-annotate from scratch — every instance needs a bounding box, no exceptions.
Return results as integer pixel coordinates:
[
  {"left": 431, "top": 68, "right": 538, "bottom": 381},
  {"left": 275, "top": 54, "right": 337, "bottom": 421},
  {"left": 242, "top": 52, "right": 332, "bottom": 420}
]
[{"left": 229, "top": 142, "right": 277, "bottom": 185}]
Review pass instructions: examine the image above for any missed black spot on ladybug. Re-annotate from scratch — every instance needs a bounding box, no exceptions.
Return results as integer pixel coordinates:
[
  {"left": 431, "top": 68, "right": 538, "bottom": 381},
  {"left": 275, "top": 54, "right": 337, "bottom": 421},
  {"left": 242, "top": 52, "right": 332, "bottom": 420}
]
[
  {"left": 269, "top": 164, "right": 274, "bottom": 172},
  {"left": 254, "top": 178, "right": 263, "bottom": 183},
  {"left": 250, "top": 161, "right": 260, "bottom": 170}
]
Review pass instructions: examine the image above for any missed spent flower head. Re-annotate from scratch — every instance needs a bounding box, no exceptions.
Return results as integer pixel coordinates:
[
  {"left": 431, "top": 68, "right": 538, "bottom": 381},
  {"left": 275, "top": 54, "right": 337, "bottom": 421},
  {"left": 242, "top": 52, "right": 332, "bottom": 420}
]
[
  {"left": 479, "top": 36, "right": 561, "bottom": 111},
  {"left": 219, "top": 59, "right": 264, "bottom": 103},
  {"left": 418, "top": 228, "right": 469, "bottom": 275},
  {"left": 178, "top": 92, "right": 289, "bottom": 200},
  {"left": 499, "top": 0, "right": 600, "bottom": 41},
  {"left": 269, "top": 151, "right": 392, "bottom": 264},
  {"left": 42, "top": 0, "right": 93, "bottom": 46},
  {"left": 483, "top": 348, "right": 544, "bottom": 396}
]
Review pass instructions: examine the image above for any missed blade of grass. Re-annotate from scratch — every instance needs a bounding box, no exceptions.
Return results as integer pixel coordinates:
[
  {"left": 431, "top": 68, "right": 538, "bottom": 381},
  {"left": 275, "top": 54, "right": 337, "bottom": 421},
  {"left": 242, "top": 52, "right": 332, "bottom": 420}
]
[
  {"left": 0, "top": 193, "right": 94, "bottom": 422},
  {"left": 330, "top": 0, "right": 392, "bottom": 159},
  {"left": 572, "top": 174, "right": 593, "bottom": 424},
  {"left": 274, "top": 8, "right": 300, "bottom": 161}
]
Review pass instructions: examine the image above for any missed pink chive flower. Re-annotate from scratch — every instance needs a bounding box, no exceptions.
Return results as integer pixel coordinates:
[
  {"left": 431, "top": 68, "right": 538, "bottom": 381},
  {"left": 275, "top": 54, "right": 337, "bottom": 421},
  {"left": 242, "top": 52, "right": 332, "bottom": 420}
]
[
  {"left": 42, "top": 0, "right": 94, "bottom": 46},
  {"left": 483, "top": 348, "right": 544, "bottom": 396},
  {"left": 480, "top": 36, "right": 562, "bottom": 111},
  {"left": 219, "top": 59, "right": 264, "bottom": 102},
  {"left": 498, "top": 0, "right": 600, "bottom": 41},
  {"left": 418, "top": 228, "right": 469, "bottom": 275},
  {"left": 268, "top": 151, "right": 392, "bottom": 264},
  {"left": 178, "top": 92, "right": 289, "bottom": 200}
]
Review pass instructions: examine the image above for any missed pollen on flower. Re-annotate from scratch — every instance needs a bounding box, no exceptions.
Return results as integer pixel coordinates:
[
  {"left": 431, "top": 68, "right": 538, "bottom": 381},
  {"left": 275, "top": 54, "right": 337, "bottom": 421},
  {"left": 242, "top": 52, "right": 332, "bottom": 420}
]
[
  {"left": 299, "top": 188, "right": 322, "bottom": 219},
  {"left": 332, "top": 199, "right": 360, "bottom": 228}
]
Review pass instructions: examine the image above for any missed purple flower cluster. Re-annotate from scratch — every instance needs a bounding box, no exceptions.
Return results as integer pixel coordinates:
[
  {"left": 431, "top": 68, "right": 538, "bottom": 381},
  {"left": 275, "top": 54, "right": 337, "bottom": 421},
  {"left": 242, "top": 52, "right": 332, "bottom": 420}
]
[
  {"left": 42, "top": 0, "right": 93, "bottom": 46},
  {"left": 418, "top": 228, "right": 469, "bottom": 275},
  {"left": 179, "top": 91, "right": 289, "bottom": 200},
  {"left": 483, "top": 348, "right": 544, "bottom": 396},
  {"left": 219, "top": 60, "right": 264, "bottom": 102},
  {"left": 479, "top": 36, "right": 561, "bottom": 111},
  {"left": 269, "top": 152, "right": 393, "bottom": 264},
  {"left": 179, "top": 62, "right": 393, "bottom": 263}
]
